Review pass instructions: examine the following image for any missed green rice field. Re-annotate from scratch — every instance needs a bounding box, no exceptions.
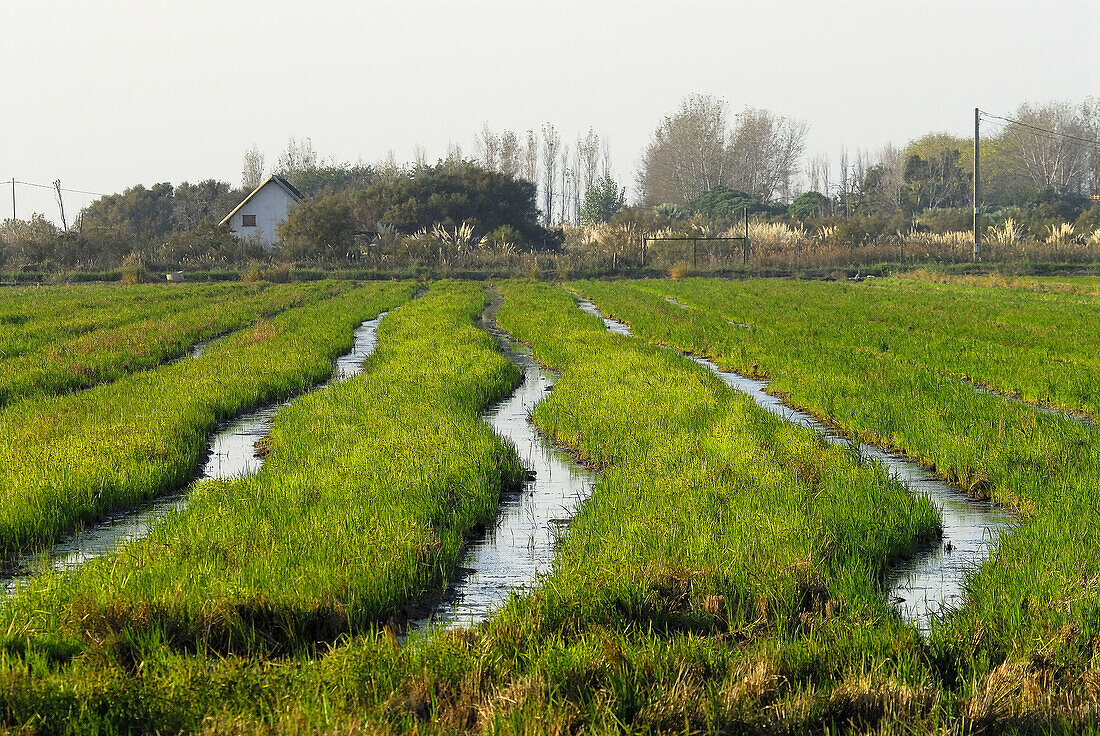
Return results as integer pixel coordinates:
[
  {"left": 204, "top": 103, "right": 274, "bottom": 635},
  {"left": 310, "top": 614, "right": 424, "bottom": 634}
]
[{"left": 0, "top": 276, "right": 1096, "bottom": 734}]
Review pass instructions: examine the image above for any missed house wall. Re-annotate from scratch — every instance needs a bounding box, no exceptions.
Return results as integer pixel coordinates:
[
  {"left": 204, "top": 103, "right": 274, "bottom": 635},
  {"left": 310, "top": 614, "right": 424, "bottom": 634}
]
[{"left": 226, "top": 184, "right": 299, "bottom": 250}]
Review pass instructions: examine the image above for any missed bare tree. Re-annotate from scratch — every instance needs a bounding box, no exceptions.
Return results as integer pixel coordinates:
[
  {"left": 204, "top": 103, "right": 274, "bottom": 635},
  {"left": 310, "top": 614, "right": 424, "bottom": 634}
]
[
  {"left": 1002, "top": 101, "right": 1093, "bottom": 192},
  {"left": 541, "top": 123, "right": 561, "bottom": 223},
  {"left": 809, "top": 153, "right": 831, "bottom": 199},
  {"left": 275, "top": 137, "right": 317, "bottom": 176},
  {"left": 839, "top": 147, "right": 851, "bottom": 215},
  {"left": 867, "top": 144, "right": 905, "bottom": 214},
  {"left": 572, "top": 144, "right": 583, "bottom": 224},
  {"left": 559, "top": 142, "right": 572, "bottom": 225},
  {"left": 1084, "top": 97, "right": 1100, "bottom": 195},
  {"left": 376, "top": 150, "right": 401, "bottom": 186},
  {"left": 413, "top": 145, "right": 427, "bottom": 168},
  {"left": 499, "top": 130, "right": 522, "bottom": 178},
  {"left": 445, "top": 141, "right": 463, "bottom": 164},
  {"left": 475, "top": 123, "right": 500, "bottom": 170},
  {"left": 807, "top": 154, "right": 821, "bottom": 194},
  {"left": 852, "top": 149, "right": 870, "bottom": 210},
  {"left": 474, "top": 126, "right": 525, "bottom": 179},
  {"left": 241, "top": 146, "right": 265, "bottom": 189},
  {"left": 599, "top": 139, "right": 619, "bottom": 204},
  {"left": 728, "top": 108, "right": 808, "bottom": 202},
  {"left": 524, "top": 130, "right": 539, "bottom": 184},
  {"left": 576, "top": 129, "right": 602, "bottom": 194},
  {"left": 638, "top": 94, "right": 732, "bottom": 205}
]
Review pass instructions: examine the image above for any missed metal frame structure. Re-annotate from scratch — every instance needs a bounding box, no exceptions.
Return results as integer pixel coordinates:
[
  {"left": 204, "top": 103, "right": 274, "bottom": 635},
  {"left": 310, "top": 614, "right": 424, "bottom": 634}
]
[{"left": 642, "top": 209, "right": 752, "bottom": 266}]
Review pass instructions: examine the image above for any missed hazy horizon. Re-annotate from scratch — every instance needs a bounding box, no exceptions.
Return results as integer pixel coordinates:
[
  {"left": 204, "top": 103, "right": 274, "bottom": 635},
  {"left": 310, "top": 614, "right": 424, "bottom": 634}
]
[{"left": 3, "top": 0, "right": 1097, "bottom": 224}]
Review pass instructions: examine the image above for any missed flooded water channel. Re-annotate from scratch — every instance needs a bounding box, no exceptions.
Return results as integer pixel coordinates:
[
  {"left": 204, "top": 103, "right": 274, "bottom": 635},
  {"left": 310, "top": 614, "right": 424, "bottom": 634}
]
[
  {"left": 4, "top": 313, "right": 388, "bottom": 590},
  {"left": 576, "top": 296, "right": 1015, "bottom": 632},
  {"left": 958, "top": 376, "right": 1095, "bottom": 427},
  {"left": 662, "top": 295, "right": 752, "bottom": 330},
  {"left": 413, "top": 300, "right": 596, "bottom": 631}
]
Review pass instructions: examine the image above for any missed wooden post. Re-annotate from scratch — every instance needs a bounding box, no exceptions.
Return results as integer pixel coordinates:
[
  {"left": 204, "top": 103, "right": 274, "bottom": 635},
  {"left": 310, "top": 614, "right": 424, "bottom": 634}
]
[
  {"left": 743, "top": 208, "right": 750, "bottom": 265},
  {"left": 973, "top": 107, "right": 981, "bottom": 261}
]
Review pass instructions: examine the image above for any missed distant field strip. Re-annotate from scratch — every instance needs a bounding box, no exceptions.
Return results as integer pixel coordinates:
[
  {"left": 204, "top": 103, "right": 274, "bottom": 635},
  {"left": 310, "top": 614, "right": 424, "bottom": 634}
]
[
  {"left": 898, "top": 270, "right": 1100, "bottom": 296},
  {"left": 634, "top": 277, "right": 1100, "bottom": 418},
  {"left": 0, "top": 283, "right": 207, "bottom": 356},
  {"left": 0, "top": 282, "right": 413, "bottom": 564},
  {"left": 0, "top": 281, "right": 338, "bottom": 406},
  {"left": 4, "top": 281, "right": 525, "bottom": 654},
  {"left": 574, "top": 277, "right": 1100, "bottom": 716},
  {"left": 0, "top": 282, "right": 279, "bottom": 358}
]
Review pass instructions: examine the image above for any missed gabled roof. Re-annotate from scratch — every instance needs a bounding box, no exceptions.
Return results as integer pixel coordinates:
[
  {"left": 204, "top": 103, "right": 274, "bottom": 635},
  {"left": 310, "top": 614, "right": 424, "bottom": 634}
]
[{"left": 218, "top": 175, "right": 305, "bottom": 226}]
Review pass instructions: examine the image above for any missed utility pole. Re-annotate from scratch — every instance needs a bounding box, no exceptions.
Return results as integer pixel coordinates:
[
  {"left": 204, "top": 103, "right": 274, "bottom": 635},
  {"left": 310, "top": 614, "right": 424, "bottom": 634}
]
[
  {"left": 10, "top": 178, "right": 14, "bottom": 221},
  {"left": 973, "top": 108, "right": 981, "bottom": 261},
  {"left": 54, "top": 180, "right": 68, "bottom": 231}
]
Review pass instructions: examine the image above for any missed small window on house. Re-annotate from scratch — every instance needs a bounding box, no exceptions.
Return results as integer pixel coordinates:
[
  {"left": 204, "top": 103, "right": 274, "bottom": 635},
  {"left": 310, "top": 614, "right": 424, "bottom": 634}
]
[{"left": 241, "top": 214, "right": 257, "bottom": 227}]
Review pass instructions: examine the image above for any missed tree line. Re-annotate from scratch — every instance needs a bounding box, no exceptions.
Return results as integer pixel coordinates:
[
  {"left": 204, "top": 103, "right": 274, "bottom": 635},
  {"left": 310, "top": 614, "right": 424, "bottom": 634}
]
[{"left": 3, "top": 96, "right": 1099, "bottom": 274}]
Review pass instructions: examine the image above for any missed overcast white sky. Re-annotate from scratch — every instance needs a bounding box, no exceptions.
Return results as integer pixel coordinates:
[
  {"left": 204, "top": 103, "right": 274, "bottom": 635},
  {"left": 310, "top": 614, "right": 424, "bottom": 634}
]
[{"left": 2, "top": 0, "right": 1097, "bottom": 223}]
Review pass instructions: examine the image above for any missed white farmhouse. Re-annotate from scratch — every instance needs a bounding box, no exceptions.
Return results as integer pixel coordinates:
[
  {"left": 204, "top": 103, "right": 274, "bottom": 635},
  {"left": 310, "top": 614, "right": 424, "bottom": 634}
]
[{"left": 219, "top": 175, "right": 304, "bottom": 250}]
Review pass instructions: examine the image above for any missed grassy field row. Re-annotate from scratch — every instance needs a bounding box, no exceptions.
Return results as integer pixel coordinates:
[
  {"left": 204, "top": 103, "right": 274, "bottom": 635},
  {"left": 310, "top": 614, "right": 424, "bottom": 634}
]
[
  {"left": 0, "top": 281, "right": 413, "bottom": 564},
  {"left": 0, "top": 281, "right": 537, "bottom": 732},
  {"left": 199, "top": 279, "right": 941, "bottom": 732},
  {"left": 575, "top": 277, "right": 1100, "bottom": 726},
  {"left": 0, "top": 283, "right": 205, "bottom": 356},
  {"left": 0, "top": 282, "right": 273, "bottom": 358},
  {"left": 2, "top": 281, "right": 525, "bottom": 657},
  {"left": 638, "top": 276, "right": 1100, "bottom": 418},
  {"left": 0, "top": 281, "right": 341, "bottom": 406},
  {"left": 899, "top": 269, "right": 1100, "bottom": 296}
]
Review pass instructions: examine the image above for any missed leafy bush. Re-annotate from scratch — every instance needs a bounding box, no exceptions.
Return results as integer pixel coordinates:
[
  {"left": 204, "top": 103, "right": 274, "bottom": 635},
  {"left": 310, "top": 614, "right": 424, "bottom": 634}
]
[
  {"left": 917, "top": 207, "right": 972, "bottom": 233},
  {"left": 277, "top": 196, "right": 356, "bottom": 261},
  {"left": 788, "top": 190, "right": 830, "bottom": 220},
  {"left": 689, "top": 185, "right": 771, "bottom": 227},
  {"left": 118, "top": 257, "right": 155, "bottom": 284},
  {"left": 348, "top": 161, "right": 549, "bottom": 247},
  {"left": 579, "top": 173, "right": 626, "bottom": 225}
]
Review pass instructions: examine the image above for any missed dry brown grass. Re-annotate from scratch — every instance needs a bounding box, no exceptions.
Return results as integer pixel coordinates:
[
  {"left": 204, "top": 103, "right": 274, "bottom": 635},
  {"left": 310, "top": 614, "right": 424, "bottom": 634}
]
[
  {"left": 723, "top": 658, "right": 787, "bottom": 708},
  {"left": 965, "top": 657, "right": 1100, "bottom": 730},
  {"left": 480, "top": 675, "right": 583, "bottom": 736},
  {"left": 825, "top": 674, "right": 936, "bottom": 731}
]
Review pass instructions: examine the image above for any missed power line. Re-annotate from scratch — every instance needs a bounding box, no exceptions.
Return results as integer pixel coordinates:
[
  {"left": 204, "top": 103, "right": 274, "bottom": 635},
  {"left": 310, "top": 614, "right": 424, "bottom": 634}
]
[
  {"left": 11, "top": 179, "right": 106, "bottom": 197},
  {"left": 978, "top": 110, "right": 1100, "bottom": 149},
  {"left": 977, "top": 116, "right": 1082, "bottom": 150}
]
